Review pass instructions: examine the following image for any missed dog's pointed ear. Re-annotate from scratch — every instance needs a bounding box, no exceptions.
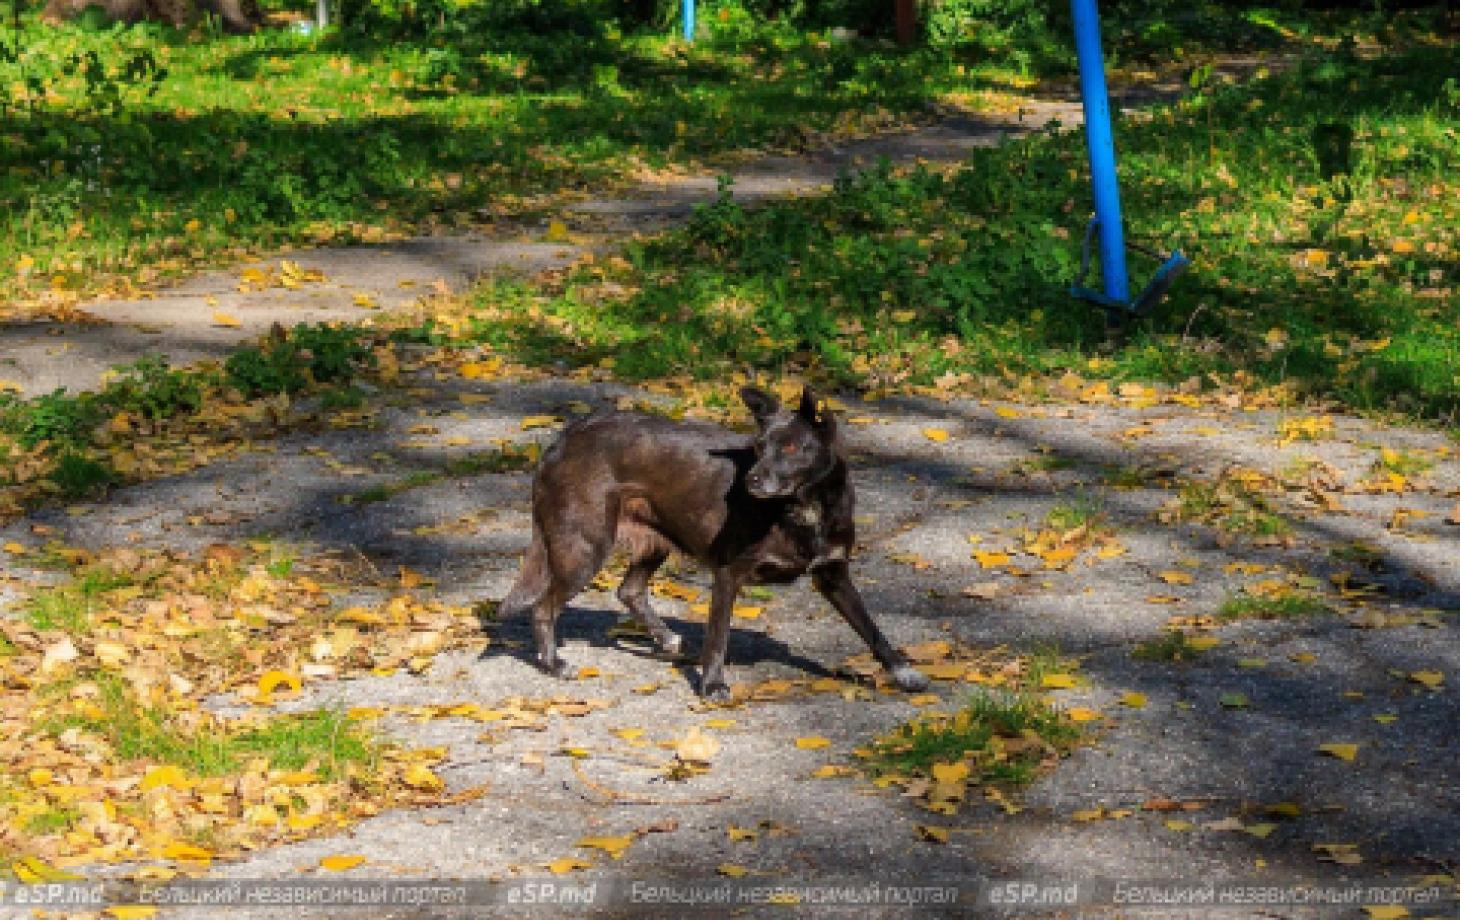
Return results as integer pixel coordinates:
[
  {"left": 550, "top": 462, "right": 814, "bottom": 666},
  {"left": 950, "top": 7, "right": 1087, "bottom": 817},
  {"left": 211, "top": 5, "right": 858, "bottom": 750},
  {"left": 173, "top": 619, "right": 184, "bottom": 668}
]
[
  {"left": 797, "top": 386, "right": 836, "bottom": 438},
  {"left": 740, "top": 386, "right": 780, "bottom": 426}
]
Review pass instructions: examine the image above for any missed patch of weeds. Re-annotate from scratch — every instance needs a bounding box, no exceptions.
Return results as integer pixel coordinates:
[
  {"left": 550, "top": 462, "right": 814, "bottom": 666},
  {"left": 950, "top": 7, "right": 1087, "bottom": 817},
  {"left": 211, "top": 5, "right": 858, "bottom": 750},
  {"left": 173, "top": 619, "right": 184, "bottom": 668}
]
[
  {"left": 5, "top": 391, "right": 105, "bottom": 449},
  {"left": 0, "top": 634, "right": 15, "bottom": 657},
  {"left": 442, "top": 442, "right": 541, "bottom": 475},
  {"left": 265, "top": 551, "right": 297, "bottom": 580},
  {"left": 1330, "top": 540, "right": 1383, "bottom": 571},
  {"left": 1276, "top": 415, "right": 1334, "bottom": 446},
  {"left": 225, "top": 324, "right": 374, "bottom": 398},
  {"left": 1016, "top": 453, "right": 1076, "bottom": 475},
  {"left": 25, "top": 561, "right": 148, "bottom": 632},
  {"left": 1132, "top": 629, "right": 1206, "bottom": 662},
  {"left": 1172, "top": 475, "right": 1291, "bottom": 539},
  {"left": 343, "top": 470, "right": 441, "bottom": 505},
  {"left": 48, "top": 674, "right": 375, "bottom": 779},
  {"left": 346, "top": 442, "right": 540, "bottom": 504},
  {"left": 229, "top": 709, "right": 377, "bottom": 780},
  {"left": 1218, "top": 591, "right": 1331, "bottom": 621},
  {"left": 863, "top": 688, "right": 1079, "bottom": 787},
  {"left": 321, "top": 385, "right": 368, "bottom": 411},
  {"left": 25, "top": 587, "right": 92, "bottom": 633},
  {"left": 1045, "top": 492, "right": 1104, "bottom": 533},
  {"left": 107, "top": 357, "right": 213, "bottom": 421},
  {"left": 23, "top": 806, "right": 79, "bottom": 835},
  {"left": 1103, "top": 465, "right": 1152, "bottom": 489},
  {"left": 48, "top": 451, "right": 116, "bottom": 500},
  {"left": 1023, "top": 642, "right": 1075, "bottom": 689},
  {"left": 1370, "top": 447, "right": 1433, "bottom": 477},
  {"left": 1280, "top": 455, "right": 1324, "bottom": 480}
]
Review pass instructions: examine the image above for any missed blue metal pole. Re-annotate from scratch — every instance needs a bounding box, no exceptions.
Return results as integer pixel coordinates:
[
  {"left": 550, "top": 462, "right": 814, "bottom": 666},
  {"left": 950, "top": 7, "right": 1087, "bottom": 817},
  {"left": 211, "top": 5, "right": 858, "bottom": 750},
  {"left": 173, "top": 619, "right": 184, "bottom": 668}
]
[
  {"left": 682, "top": 0, "right": 695, "bottom": 42},
  {"left": 1070, "top": 0, "right": 1129, "bottom": 304}
]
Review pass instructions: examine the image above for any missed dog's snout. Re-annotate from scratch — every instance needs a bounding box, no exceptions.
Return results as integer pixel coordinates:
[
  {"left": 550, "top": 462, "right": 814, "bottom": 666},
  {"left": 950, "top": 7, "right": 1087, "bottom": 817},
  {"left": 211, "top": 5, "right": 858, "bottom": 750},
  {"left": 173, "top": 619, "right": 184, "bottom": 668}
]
[{"left": 745, "top": 467, "right": 779, "bottom": 498}]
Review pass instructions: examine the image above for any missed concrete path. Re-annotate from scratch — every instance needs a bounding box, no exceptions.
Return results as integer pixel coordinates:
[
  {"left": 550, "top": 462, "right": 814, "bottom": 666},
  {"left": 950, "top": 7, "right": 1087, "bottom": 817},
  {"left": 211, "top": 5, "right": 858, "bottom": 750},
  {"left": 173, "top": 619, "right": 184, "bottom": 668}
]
[{"left": 1, "top": 367, "right": 1456, "bottom": 918}]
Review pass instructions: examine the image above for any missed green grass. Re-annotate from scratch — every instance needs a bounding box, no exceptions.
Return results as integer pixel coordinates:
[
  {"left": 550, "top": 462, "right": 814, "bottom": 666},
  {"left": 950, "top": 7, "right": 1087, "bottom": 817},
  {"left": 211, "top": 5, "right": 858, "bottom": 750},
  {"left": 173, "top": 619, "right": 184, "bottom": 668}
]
[
  {"left": 342, "top": 441, "right": 540, "bottom": 504},
  {"left": 1045, "top": 492, "right": 1104, "bottom": 532},
  {"left": 344, "top": 469, "right": 441, "bottom": 505},
  {"left": 419, "top": 39, "right": 1460, "bottom": 421},
  {"left": 1371, "top": 447, "right": 1434, "bottom": 477},
  {"left": 0, "top": 323, "right": 374, "bottom": 506},
  {"left": 1174, "top": 477, "right": 1291, "bottom": 538},
  {"left": 1017, "top": 452, "right": 1077, "bottom": 474},
  {"left": 1218, "top": 591, "right": 1331, "bottom": 621},
  {"left": 1132, "top": 629, "right": 1207, "bottom": 662},
  {"left": 2, "top": 0, "right": 1413, "bottom": 311},
  {"left": 864, "top": 688, "right": 1079, "bottom": 786},
  {"left": 45, "top": 673, "right": 375, "bottom": 779},
  {"left": 23, "top": 806, "right": 80, "bottom": 836},
  {"left": 23, "top": 564, "right": 136, "bottom": 632},
  {"left": 0, "top": 13, "right": 990, "bottom": 306}
]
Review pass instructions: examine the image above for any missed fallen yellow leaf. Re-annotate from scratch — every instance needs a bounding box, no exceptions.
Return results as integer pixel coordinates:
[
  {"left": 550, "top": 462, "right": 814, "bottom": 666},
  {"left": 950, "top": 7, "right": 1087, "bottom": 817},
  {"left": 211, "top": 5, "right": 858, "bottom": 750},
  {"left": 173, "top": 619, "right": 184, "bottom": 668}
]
[
  {"left": 675, "top": 727, "right": 721, "bottom": 764},
  {"left": 256, "top": 669, "right": 302, "bottom": 704},
  {"left": 161, "top": 842, "right": 212, "bottom": 862},
  {"left": 212, "top": 311, "right": 242, "bottom": 328},
  {"left": 320, "top": 855, "right": 367, "bottom": 872},
  {"left": 795, "top": 736, "right": 832, "bottom": 750},
  {"left": 577, "top": 835, "right": 634, "bottom": 859},
  {"left": 931, "top": 762, "right": 970, "bottom": 784},
  {"left": 402, "top": 762, "right": 444, "bottom": 791},
  {"left": 139, "top": 765, "right": 190, "bottom": 792},
  {"left": 1318, "top": 743, "right": 1359, "bottom": 762},
  {"left": 922, "top": 428, "right": 950, "bottom": 443},
  {"left": 1409, "top": 670, "right": 1444, "bottom": 690}
]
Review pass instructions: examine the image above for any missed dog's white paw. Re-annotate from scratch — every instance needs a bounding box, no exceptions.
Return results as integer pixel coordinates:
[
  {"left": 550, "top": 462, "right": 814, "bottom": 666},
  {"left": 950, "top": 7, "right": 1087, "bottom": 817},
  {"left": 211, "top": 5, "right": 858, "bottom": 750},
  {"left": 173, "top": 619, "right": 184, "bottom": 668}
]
[
  {"left": 891, "top": 664, "right": 930, "bottom": 693},
  {"left": 702, "top": 682, "right": 732, "bottom": 704}
]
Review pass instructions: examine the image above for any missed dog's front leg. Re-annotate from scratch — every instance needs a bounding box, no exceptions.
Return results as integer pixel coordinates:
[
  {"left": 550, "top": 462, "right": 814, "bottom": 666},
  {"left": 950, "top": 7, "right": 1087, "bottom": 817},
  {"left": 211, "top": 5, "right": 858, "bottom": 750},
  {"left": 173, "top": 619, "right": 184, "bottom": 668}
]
[
  {"left": 813, "top": 561, "right": 929, "bottom": 692},
  {"left": 699, "top": 568, "right": 744, "bottom": 703}
]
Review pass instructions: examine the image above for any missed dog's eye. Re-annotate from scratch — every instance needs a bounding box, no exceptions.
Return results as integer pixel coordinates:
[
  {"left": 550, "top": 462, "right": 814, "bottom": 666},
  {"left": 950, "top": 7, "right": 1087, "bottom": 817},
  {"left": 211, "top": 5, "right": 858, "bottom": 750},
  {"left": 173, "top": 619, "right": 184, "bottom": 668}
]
[{"left": 782, "top": 443, "right": 798, "bottom": 455}]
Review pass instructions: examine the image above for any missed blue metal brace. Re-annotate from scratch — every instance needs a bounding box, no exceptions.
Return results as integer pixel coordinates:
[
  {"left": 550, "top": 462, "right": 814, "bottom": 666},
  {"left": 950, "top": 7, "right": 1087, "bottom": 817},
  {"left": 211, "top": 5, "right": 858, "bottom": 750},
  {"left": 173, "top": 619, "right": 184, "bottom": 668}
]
[
  {"left": 1073, "top": 218, "right": 1191, "bottom": 315},
  {"left": 1068, "top": 0, "right": 1189, "bottom": 316},
  {"left": 682, "top": 0, "right": 695, "bottom": 42}
]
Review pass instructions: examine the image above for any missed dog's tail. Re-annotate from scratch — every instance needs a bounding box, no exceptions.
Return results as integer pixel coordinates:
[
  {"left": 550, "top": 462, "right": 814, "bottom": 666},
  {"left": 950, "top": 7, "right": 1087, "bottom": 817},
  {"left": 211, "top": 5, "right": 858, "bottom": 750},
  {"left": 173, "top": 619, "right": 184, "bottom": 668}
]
[{"left": 500, "top": 526, "right": 551, "bottom": 620}]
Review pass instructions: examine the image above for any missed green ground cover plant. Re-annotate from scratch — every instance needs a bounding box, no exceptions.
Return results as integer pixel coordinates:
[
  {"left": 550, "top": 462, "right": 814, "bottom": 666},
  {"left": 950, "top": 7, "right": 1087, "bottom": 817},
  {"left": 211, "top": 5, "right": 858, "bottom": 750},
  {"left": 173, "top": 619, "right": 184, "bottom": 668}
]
[
  {"left": 2, "top": 0, "right": 1399, "bottom": 310},
  {"left": 1, "top": 11, "right": 986, "bottom": 306},
  {"left": 426, "top": 38, "right": 1459, "bottom": 419}
]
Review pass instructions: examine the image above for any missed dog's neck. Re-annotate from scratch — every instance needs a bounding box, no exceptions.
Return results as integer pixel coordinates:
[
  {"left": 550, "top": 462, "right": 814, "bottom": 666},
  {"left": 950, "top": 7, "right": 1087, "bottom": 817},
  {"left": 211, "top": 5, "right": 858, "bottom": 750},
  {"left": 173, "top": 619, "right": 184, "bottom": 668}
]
[{"left": 788, "top": 455, "right": 841, "bottom": 522}]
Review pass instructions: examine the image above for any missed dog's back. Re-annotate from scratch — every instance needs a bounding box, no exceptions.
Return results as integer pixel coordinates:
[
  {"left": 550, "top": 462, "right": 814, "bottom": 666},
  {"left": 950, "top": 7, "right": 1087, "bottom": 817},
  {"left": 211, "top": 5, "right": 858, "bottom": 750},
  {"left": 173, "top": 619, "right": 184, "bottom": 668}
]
[{"left": 500, "top": 411, "right": 747, "bottom": 626}]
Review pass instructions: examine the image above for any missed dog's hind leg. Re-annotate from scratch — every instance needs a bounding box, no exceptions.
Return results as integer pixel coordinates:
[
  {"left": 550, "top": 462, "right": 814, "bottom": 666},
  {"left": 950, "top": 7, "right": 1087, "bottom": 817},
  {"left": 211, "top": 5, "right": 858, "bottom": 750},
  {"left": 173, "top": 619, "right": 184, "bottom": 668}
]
[{"left": 616, "top": 547, "right": 682, "bottom": 656}]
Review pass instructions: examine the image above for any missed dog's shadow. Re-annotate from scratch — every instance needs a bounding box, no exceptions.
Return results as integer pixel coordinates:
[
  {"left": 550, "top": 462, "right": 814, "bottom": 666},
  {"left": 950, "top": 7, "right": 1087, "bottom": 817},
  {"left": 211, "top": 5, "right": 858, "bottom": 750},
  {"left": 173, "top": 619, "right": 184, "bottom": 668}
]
[{"left": 476, "top": 604, "right": 838, "bottom": 692}]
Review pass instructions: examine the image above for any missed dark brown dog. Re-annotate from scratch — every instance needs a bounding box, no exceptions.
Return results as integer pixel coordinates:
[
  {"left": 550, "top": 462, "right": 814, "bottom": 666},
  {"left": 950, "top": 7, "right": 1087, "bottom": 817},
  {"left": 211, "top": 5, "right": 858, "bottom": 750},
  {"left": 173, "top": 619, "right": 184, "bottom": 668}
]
[{"left": 500, "top": 386, "right": 929, "bottom": 702}]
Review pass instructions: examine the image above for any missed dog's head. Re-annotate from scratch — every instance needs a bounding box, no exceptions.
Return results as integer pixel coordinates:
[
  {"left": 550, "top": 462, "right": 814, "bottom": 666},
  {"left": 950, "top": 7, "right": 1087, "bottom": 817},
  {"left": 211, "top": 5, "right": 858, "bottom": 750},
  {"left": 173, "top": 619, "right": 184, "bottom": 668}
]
[{"left": 740, "top": 385, "right": 838, "bottom": 500}]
